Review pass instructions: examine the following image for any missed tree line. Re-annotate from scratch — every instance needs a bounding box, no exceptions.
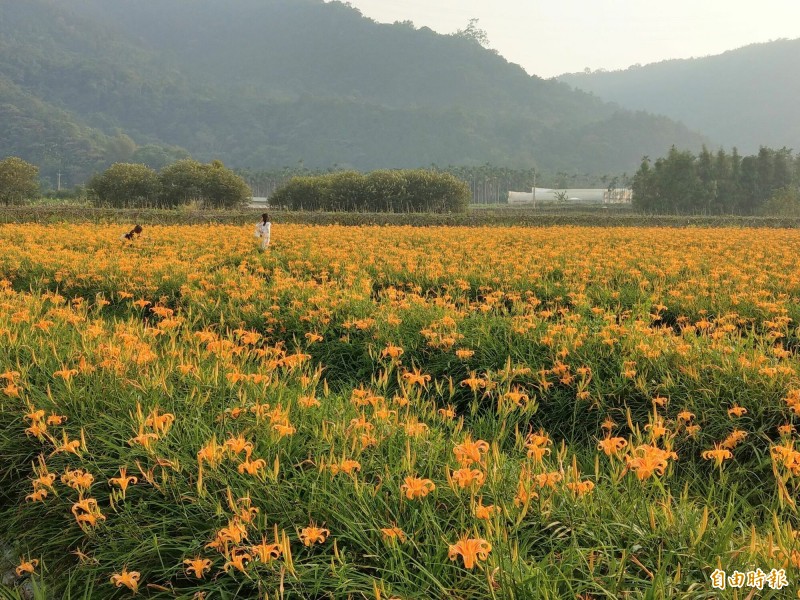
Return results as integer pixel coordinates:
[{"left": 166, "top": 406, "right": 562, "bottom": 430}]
[
  {"left": 241, "top": 164, "right": 625, "bottom": 205},
  {"left": 87, "top": 160, "right": 251, "bottom": 209},
  {"left": 269, "top": 170, "right": 470, "bottom": 213},
  {"left": 633, "top": 146, "right": 800, "bottom": 215}
]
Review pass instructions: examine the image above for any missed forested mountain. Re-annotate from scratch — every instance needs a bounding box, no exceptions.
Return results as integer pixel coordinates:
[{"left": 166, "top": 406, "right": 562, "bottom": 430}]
[
  {"left": 0, "top": 0, "right": 707, "bottom": 186},
  {"left": 559, "top": 39, "right": 800, "bottom": 155}
]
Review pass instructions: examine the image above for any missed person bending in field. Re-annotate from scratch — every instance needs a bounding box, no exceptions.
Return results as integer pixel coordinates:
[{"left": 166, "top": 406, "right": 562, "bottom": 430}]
[
  {"left": 255, "top": 213, "right": 271, "bottom": 249},
  {"left": 121, "top": 224, "right": 143, "bottom": 241}
]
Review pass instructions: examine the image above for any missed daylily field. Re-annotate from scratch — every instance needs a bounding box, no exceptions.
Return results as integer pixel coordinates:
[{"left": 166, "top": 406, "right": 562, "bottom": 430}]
[{"left": 3, "top": 223, "right": 800, "bottom": 599}]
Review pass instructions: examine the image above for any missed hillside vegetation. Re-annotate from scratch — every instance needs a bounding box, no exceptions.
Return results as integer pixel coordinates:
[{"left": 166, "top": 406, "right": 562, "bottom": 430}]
[
  {"left": 0, "top": 0, "right": 706, "bottom": 186},
  {"left": 559, "top": 38, "right": 800, "bottom": 154}
]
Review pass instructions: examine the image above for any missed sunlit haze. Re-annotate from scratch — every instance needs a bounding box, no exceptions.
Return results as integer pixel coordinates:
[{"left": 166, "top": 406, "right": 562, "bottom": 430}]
[{"left": 340, "top": 0, "right": 800, "bottom": 77}]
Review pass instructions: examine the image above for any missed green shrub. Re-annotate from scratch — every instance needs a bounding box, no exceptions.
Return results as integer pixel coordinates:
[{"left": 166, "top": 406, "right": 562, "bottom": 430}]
[
  {"left": 270, "top": 169, "right": 470, "bottom": 213},
  {"left": 87, "top": 163, "right": 161, "bottom": 208},
  {"left": 0, "top": 156, "right": 39, "bottom": 205}
]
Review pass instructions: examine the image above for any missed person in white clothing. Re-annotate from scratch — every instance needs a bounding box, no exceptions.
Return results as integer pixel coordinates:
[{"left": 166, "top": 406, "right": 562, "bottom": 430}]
[{"left": 255, "top": 213, "right": 271, "bottom": 249}]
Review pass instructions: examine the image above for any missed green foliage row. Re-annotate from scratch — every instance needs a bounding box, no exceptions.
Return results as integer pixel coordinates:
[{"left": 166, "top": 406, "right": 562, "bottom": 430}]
[
  {"left": 14, "top": 205, "right": 800, "bottom": 229},
  {"left": 633, "top": 145, "right": 800, "bottom": 214},
  {"left": 269, "top": 170, "right": 471, "bottom": 213},
  {"left": 87, "top": 159, "right": 251, "bottom": 209},
  {"left": 0, "top": 157, "right": 39, "bottom": 205}
]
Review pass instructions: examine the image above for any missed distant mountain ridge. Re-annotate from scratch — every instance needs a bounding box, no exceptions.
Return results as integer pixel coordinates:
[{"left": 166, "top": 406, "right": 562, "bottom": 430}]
[
  {"left": 558, "top": 38, "right": 800, "bottom": 154},
  {"left": 0, "top": 0, "right": 708, "bottom": 186}
]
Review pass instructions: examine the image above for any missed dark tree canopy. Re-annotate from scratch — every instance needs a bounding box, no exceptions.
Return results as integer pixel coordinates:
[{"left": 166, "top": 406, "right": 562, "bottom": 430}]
[
  {"left": 0, "top": 156, "right": 39, "bottom": 205},
  {"left": 632, "top": 145, "right": 800, "bottom": 215}
]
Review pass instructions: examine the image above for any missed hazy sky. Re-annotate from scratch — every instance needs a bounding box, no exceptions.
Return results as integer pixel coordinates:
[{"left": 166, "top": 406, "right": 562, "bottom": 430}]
[{"left": 341, "top": 0, "right": 800, "bottom": 77}]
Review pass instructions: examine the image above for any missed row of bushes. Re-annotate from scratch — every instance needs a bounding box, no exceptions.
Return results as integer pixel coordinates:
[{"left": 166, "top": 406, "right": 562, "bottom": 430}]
[
  {"left": 269, "top": 169, "right": 471, "bottom": 213},
  {"left": 87, "top": 159, "right": 251, "bottom": 209}
]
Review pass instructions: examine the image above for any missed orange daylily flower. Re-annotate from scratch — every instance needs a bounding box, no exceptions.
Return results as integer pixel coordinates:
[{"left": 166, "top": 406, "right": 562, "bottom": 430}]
[
  {"left": 626, "top": 444, "right": 677, "bottom": 480},
  {"left": 223, "top": 550, "right": 252, "bottom": 574},
  {"left": 144, "top": 408, "right": 175, "bottom": 434},
  {"left": 400, "top": 476, "right": 436, "bottom": 500},
  {"left": 108, "top": 467, "right": 138, "bottom": 497},
  {"left": 597, "top": 436, "right": 628, "bottom": 457},
  {"left": 566, "top": 480, "right": 595, "bottom": 497},
  {"left": 448, "top": 536, "right": 492, "bottom": 569},
  {"left": 329, "top": 459, "right": 361, "bottom": 476},
  {"left": 451, "top": 467, "right": 486, "bottom": 489},
  {"left": 250, "top": 538, "right": 282, "bottom": 563},
  {"left": 474, "top": 498, "right": 500, "bottom": 520},
  {"left": 110, "top": 569, "right": 141, "bottom": 593},
  {"left": 402, "top": 368, "right": 431, "bottom": 387},
  {"left": 238, "top": 457, "right": 267, "bottom": 475},
  {"left": 299, "top": 525, "right": 329, "bottom": 546},
  {"left": 380, "top": 526, "right": 407, "bottom": 542},
  {"left": 453, "top": 436, "right": 490, "bottom": 466},
  {"left": 183, "top": 557, "right": 212, "bottom": 579},
  {"left": 702, "top": 444, "right": 733, "bottom": 467},
  {"left": 15, "top": 557, "right": 39, "bottom": 577}
]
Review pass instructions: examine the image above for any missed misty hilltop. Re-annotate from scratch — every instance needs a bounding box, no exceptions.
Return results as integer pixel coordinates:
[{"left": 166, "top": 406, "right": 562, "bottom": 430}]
[
  {"left": 558, "top": 38, "right": 800, "bottom": 154},
  {"left": 1, "top": 0, "right": 707, "bottom": 185}
]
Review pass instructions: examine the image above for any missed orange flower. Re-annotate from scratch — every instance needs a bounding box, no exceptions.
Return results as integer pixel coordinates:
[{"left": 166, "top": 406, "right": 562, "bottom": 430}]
[
  {"left": 597, "top": 436, "right": 628, "bottom": 457},
  {"left": 728, "top": 406, "right": 747, "bottom": 418},
  {"left": 329, "top": 459, "right": 361, "bottom": 476},
  {"left": 721, "top": 429, "right": 748, "bottom": 449},
  {"left": 534, "top": 471, "right": 563, "bottom": 489},
  {"left": 460, "top": 372, "right": 485, "bottom": 392},
  {"left": 250, "top": 538, "right": 282, "bottom": 563},
  {"left": 51, "top": 430, "right": 84, "bottom": 456},
  {"left": 702, "top": 444, "right": 733, "bottom": 467},
  {"left": 474, "top": 498, "right": 500, "bottom": 520},
  {"left": 448, "top": 536, "right": 492, "bottom": 569},
  {"left": 400, "top": 476, "right": 436, "bottom": 500},
  {"left": 451, "top": 467, "right": 486, "bottom": 489},
  {"left": 15, "top": 558, "right": 39, "bottom": 577},
  {"left": 273, "top": 422, "right": 296, "bottom": 437},
  {"left": 197, "top": 438, "right": 225, "bottom": 468},
  {"left": 299, "top": 525, "right": 329, "bottom": 546},
  {"left": 381, "top": 344, "right": 404, "bottom": 359},
  {"left": 61, "top": 468, "right": 95, "bottom": 492},
  {"left": 402, "top": 368, "right": 431, "bottom": 387},
  {"left": 298, "top": 395, "right": 321, "bottom": 408},
  {"left": 110, "top": 569, "right": 140, "bottom": 594},
  {"left": 224, "top": 435, "right": 253, "bottom": 457},
  {"left": 26, "top": 488, "right": 48, "bottom": 503},
  {"left": 626, "top": 444, "right": 677, "bottom": 480},
  {"left": 438, "top": 405, "right": 456, "bottom": 420},
  {"left": 237, "top": 457, "right": 266, "bottom": 475},
  {"left": 71, "top": 497, "right": 106, "bottom": 528},
  {"left": 53, "top": 369, "right": 79, "bottom": 381},
  {"left": 525, "top": 431, "right": 552, "bottom": 461},
  {"left": 502, "top": 388, "right": 529, "bottom": 408},
  {"left": 566, "top": 480, "right": 595, "bottom": 497},
  {"left": 183, "top": 557, "right": 212, "bottom": 579},
  {"left": 453, "top": 436, "right": 490, "bottom": 466},
  {"left": 144, "top": 408, "right": 175, "bottom": 434},
  {"left": 46, "top": 414, "right": 67, "bottom": 426},
  {"left": 108, "top": 467, "right": 138, "bottom": 497},
  {"left": 128, "top": 426, "right": 159, "bottom": 450},
  {"left": 223, "top": 550, "right": 251, "bottom": 573},
  {"left": 380, "top": 526, "right": 407, "bottom": 542}
]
